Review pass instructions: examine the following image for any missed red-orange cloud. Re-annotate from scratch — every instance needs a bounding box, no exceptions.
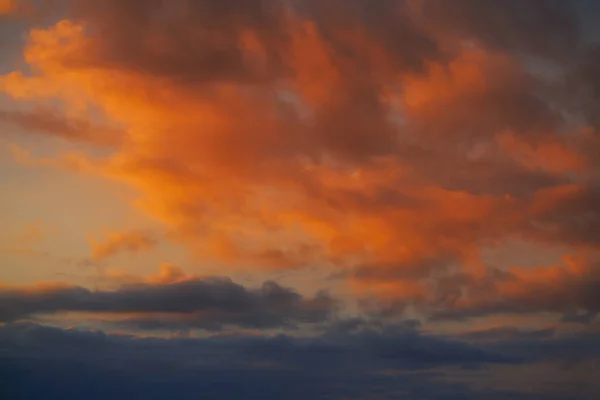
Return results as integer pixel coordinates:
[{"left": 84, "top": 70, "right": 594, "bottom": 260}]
[
  {"left": 0, "top": 0, "right": 18, "bottom": 15},
  {"left": 1, "top": 0, "right": 599, "bottom": 323}
]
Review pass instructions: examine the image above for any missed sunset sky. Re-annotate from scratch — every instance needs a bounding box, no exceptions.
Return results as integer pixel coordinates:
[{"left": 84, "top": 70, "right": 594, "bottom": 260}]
[{"left": 1, "top": 1, "right": 600, "bottom": 399}]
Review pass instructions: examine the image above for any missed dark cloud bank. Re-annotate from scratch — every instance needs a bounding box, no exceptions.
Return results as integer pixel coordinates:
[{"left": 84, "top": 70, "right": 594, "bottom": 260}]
[
  {"left": 0, "top": 277, "right": 335, "bottom": 330},
  {"left": 1, "top": 321, "right": 599, "bottom": 400},
  {"left": 1, "top": 273, "right": 598, "bottom": 399}
]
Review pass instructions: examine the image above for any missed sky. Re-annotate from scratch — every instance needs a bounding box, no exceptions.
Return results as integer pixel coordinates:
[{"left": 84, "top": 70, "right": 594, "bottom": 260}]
[{"left": 1, "top": 0, "right": 600, "bottom": 399}]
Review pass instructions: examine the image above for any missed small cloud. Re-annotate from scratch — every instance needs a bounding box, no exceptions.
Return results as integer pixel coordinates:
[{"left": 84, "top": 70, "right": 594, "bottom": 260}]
[
  {"left": 88, "top": 230, "right": 158, "bottom": 261},
  {"left": 145, "top": 263, "right": 188, "bottom": 284}
]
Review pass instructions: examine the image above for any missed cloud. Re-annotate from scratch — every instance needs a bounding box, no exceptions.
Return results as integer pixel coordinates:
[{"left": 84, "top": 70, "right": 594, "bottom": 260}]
[
  {"left": 0, "top": 106, "right": 123, "bottom": 147},
  {"left": 65, "top": 0, "right": 292, "bottom": 86},
  {"left": 93, "top": 263, "right": 192, "bottom": 287},
  {"left": 0, "top": 0, "right": 17, "bottom": 15},
  {"left": 0, "top": 0, "right": 45, "bottom": 19},
  {"left": 575, "top": 44, "right": 600, "bottom": 129},
  {"left": 88, "top": 230, "right": 158, "bottom": 261},
  {"left": 527, "top": 182, "right": 600, "bottom": 246},
  {"left": 415, "top": 0, "right": 582, "bottom": 60},
  {"left": 144, "top": 263, "right": 187, "bottom": 284},
  {"left": 399, "top": 48, "right": 560, "bottom": 141},
  {"left": 0, "top": 275, "right": 336, "bottom": 330},
  {"left": 3, "top": 4, "right": 600, "bottom": 398},
  {"left": 428, "top": 254, "right": 600, "bottom": 323},
  {"left": 1, "top": 322, "right": 599, "bottom": 399},
  {"left": 1, "top": 0, "right": 600, "bottom": 327}
]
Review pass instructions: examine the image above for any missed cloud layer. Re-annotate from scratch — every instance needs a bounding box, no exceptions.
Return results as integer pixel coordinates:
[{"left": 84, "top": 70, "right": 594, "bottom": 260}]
[
  {"left": 0, "top": 274, "right": 335, "bottom": 330},
  {"left": 1, "top": 322, "right": 599, "bottom": 399},
  {"left": 2, "top": 1, "right": 598, "bottom": 318},
  {"left": 1, "top": 1, "right": 600, "bottom": 398}
]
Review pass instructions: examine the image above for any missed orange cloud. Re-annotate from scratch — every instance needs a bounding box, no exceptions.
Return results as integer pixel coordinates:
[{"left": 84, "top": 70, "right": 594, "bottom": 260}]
[
  {"left": 88, "top": 230, "right": 157, "bottom": 261},
  {"left": 98, "top": 263, "right": 194, "bottom": 287},
  {"left": 0, "top": 0, "right": 17, "bottom": 15},
  {"left": 0, "top": 0, "right": 41, "bottom": 17},
  {"left": 145, "top": 263, "right": 189, "bottom": 284},
  {"left": 496, "top": 132, "right": 588, "bottom": 174},
  {"left": 399, "top": 47, "right": 557, "bottom": 142},
  {"left": 1, "top": 0, "right": 599, "bottom": 323},
  {"left": 429, "top": 253, "right": 600, "bottom": 324}
]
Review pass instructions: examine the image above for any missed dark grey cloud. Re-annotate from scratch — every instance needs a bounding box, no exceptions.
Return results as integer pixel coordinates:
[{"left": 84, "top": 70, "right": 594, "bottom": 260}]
[
  {"left": 0, "top": 322, "right": 598, "bottom": 399},
  {"left": 341, "top": 253, "right": 462, "bottom": 290},
  {"left": 454, "top": 325, "right": 600, "bottom": 365},
  {"left": 0, "top": 278, "right": 336, "bottom": 330},
  {"left": 63, "top": 0, "right": 442, "bottom": 87},
  {"left": 567, "top": 42, "right": 600, "bottom": 135},
  {"left": 295, "top": 0, "right": 441, "bottom": 73},
  {"left": 64, "top": 0, "right": 291, "bottom": 86},
  {"left": 449, "top": 326, "right": 558, "bottom": 344},
  {"left": 418, "top": 0, "right": 582, "bottom": 60}
]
